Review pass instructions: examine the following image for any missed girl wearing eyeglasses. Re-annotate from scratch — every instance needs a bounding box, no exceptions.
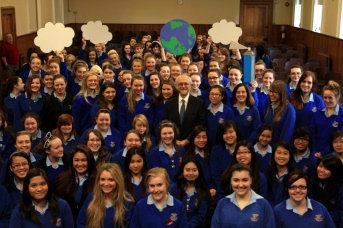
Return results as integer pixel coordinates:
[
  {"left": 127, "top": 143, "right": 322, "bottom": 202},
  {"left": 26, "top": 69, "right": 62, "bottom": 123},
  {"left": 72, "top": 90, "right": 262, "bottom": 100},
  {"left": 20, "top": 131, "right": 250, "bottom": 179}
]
[
  {"left": 266, "top": 142, "right": 297, "bottom": 207},
  {"left": 82, "top": 129, "right": 111, "bottom": 169},
  {"left": 212, "top": 163, "right": 274, "bottom": 228},
  {"left": 312, "top": 155, "right": 343, "bottom": 227},
  {"left": 3, "top": 152, "right": 32, "bottom": 210},
  {"left": 220, "top": 140, "right": 268, "bottom": 200},
  {"left": 34, "top": 132, "right": 68, "bottom": 185},
  {"left": 274, "top": 171, "right": 335, "bottom": 227},
  {"left": 291, "top": 127, "right": 318, "bottom": 179}
]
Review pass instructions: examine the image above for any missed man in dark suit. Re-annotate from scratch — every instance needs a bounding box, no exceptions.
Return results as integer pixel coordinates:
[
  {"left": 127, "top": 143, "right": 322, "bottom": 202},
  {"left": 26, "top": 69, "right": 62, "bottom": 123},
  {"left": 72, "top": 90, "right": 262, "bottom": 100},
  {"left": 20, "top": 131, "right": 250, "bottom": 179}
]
[{"left": 164, "top": 74, "right": 206, "bottom": 146}]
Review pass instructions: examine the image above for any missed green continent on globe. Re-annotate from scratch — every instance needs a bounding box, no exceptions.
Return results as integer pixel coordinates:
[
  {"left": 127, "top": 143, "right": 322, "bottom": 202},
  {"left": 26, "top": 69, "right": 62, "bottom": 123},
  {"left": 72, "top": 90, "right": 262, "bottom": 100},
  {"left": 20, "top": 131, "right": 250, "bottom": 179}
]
[
  {"left": 170, "top": 21, "right": 183, "bottom": 30},
  {"left": 161, "top": 37, "right": 187, "bottom": 56}
]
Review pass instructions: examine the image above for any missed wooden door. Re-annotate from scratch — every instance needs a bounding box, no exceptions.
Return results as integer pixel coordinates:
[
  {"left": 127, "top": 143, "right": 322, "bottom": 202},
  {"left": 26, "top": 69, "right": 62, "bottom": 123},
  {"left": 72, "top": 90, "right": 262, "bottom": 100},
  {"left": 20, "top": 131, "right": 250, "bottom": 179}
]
[
  {"left": 240, "top": 1, "right": 273, "bottom": 44},
  {"left": 1, "top": 7, "right": 16, "bottom": 41}
]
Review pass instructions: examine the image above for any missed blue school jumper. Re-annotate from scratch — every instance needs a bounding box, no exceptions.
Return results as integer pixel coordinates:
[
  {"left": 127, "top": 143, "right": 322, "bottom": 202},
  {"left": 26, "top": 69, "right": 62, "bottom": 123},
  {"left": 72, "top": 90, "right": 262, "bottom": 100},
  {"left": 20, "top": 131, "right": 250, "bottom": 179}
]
[
  {"left": 274, "top": 198, "right": 335, "bottom": 228},
  {"left": 169, "top": 184, "right": 208, "bottom": 228},
  {"left": 256, "top": 86, "right": 269, "bottom": 122},
  {"left": 6, "top": 183, "right": 22, "bottom": 210},
  {"left": 232, "top": 104, "right": 261, "bottom": 143},
  {"left": 72, "top": 94, "right": 98, "bottom": 136},
  {"left": 311, "top": 105, "right": 343, "bottom": 156},
  {"left": 201, "top": 88, "right": 232, "bottom": 107},
  {"left": 254, "top": 143, "right": 273, "bottom": 174},
  {"left": 80, "top": 126, "right": 123, "bottom": 155},
  {"left": 130, "top": 194, "right": 188, "bottom": 228},
  {"left": 264, "top": 103, "right": 296, "bottom": 147},
  {"left": 130, "top": 178, "right": 147, "bottom": 203},
  {"left": 31, "top": 130, "right": 46, "bottom": 152},
  {"left": 21, "top": 69, "right": 46, "bottom": 84},
  {"left": 68, "top": 77, "right": 82, "bottom": 96},
  {"left": 0, "top": 130, "right": 15, "bottom": 160},
  {"left": 77, "top": 192, "right": 134, "bottom": 228},
  {"left": 154, "top": 102, "right": 166, "bottom": 131},
  {"left": 209, "top": 144, "right": 234, "bottom": 189},
  {"left": 62, "top": 134, "right": 79, "bottom": 155},
  {"left": 9, "top": 198, "right": 74, "bottom": 228},
  {"left": 110, "top": 148, "right": 127, "bottom": 172},
  {"left": 267, "top": 174, "right": 288, "bottom": 208},
  {"left": 147, "top": 143, "right": 185, "bottom": 183},
  {"left": 118, "top": 93, "right": 154, "bottom": 138},
  {"left": 90, "top": 104, "right": 118, "bottom": 128},
  {"left": 0, "top": 184, "right": 11, "bottom": 227},
  {"left": 294, "top": 148, "right": 318, "bottom": 180},
  {"left": 206, "top": 103, "right": 234, "bottom": 146},
  {"left": 294, "top": 92, "right": 325, "bottom": 129},
  {"left": 14, "top": 92, "right": 45, "bottom": 132},
  {"left": 211, "top": 190, "right": 275, "bottom": 228},
  {"left": 195, "top": 149, "right": 213, "bottom": 188},
  {"left": 4, "top": 93, "right": 18, "bottom": 126},
  {"left": 286, "top": 82, "right": 296, "bottom": 99}
]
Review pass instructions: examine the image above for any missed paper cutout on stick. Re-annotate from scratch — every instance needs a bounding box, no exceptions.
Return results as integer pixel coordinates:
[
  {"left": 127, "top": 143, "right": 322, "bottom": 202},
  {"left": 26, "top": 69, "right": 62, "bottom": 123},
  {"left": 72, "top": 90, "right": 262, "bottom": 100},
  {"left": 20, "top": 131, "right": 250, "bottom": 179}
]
[
  {"left": 208, "top": 20, "right": 242, "bottom": 45},
  {"left": 34, "top": 22, "right": 74, "bottom": 53},
  {"left": 81, "top": 21, "right": 112, "bottom": 44},
  {"left": 160, "top": 19, "right": 196, "bottom": 55}
]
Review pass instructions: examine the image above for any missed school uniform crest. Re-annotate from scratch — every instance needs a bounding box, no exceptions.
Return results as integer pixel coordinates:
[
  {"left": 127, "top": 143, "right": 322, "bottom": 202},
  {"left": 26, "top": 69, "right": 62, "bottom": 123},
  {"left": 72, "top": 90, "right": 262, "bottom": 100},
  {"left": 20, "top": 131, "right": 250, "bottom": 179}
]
[
  {"left": 110, "top": 141, "right": 115, "bottom": 147},
  {"left": 314, "top": 214, "right": 323, "bottom": 222},
  {"left": 144, "top": 103, "right": 150, "bottom": 109},
  {"left": 302, "top": 166, "right": 308, "bottom": 173},
  {"left": 332, "top": 121, "right": 339, "bottom": 128},
  {"left": 218, "top": 118, "right": 224, "bottom": 124},
  {"left": 53, "top": 218, "right": 62, "bottom": 226},
  {"left": 250, "top": 214, "right": 259, "bottom": 222},
  {"left": 246, "top": 116, "right": 252, "bottom": 121},
  {"left": 170, "top": 213, "right": 178, "bottom": 221},
  {"left": 312, "top": 107, "right": 317, "bottom": 112}
]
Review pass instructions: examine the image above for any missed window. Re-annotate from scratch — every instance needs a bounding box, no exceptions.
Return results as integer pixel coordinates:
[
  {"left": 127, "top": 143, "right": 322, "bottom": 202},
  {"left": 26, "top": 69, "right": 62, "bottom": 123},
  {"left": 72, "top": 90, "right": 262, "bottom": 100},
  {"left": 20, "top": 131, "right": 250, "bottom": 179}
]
[
  {"left": 312, "top": 0, "right": 323, "bottom": 33},
  {"left": 294, "top": 0, "right": 302, "bottom": 27}
]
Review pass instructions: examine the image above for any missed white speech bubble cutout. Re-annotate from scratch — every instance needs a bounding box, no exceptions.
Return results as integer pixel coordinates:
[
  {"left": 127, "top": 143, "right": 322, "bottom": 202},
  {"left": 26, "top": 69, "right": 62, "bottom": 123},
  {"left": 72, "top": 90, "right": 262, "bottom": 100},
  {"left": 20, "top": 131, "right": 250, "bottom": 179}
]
[
  {"left": 229, "top": 41, "right": 248, "bottom": 50},
  {"left": 208, "top": 20, "right": 242, "bottom": 45},
  {"left": 81, "top": 21, "right": 112, "bottom": 44},
  {"left": 34, "top": 22, "right": 75, "bottom": 53}
]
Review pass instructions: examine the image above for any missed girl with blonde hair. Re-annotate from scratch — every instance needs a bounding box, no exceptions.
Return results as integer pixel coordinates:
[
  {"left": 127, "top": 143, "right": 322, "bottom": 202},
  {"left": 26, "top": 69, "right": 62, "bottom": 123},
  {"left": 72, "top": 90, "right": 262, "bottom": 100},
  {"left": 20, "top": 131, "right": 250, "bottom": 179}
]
[
  {"left": 77, "top": 163, "right": 134, "bottom": 228},
  {"left": 72, "top": 70, "right": 99, "bottom": 135}
]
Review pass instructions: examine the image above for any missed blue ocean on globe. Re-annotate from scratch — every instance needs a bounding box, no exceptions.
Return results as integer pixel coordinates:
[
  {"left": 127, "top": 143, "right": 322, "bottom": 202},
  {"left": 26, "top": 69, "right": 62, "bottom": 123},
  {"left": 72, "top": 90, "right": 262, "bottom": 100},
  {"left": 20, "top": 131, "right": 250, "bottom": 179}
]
[{"left": 160, "top": 19, "right": 196, "bottom": 55}]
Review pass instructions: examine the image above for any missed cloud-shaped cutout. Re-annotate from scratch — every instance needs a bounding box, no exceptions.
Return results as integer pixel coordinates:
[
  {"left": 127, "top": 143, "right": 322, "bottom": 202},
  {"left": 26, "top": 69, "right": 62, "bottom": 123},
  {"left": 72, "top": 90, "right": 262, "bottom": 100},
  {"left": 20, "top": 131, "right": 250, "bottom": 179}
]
[
  {"left": 81, "top": 21, "right": 112, "bottom": 44},
  {"left": 34, "top": 22, "right": 74, "bottom": 53},
  {"left": 208, "top": 20, "right": 242, "bottom": 45}
]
